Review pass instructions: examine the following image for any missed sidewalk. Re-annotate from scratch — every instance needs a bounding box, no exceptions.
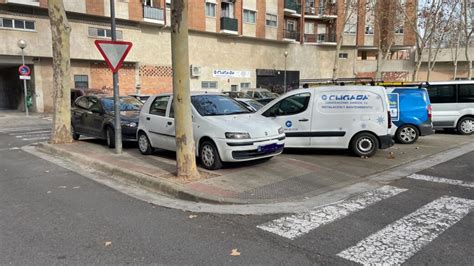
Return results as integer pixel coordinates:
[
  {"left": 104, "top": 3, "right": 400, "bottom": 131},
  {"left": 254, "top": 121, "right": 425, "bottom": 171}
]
[{"left": 34, "top": 132, "right": 474, "bottom": 205}]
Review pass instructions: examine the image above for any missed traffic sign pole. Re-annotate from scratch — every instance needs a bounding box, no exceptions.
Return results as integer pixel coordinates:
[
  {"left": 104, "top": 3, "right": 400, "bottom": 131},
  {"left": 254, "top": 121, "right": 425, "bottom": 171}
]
[
  {"left": 110, "top": 0, "right": 122, "bottom": 154},
  {"left": 20, "top": 48, "right": 28, "bottom": 116}
]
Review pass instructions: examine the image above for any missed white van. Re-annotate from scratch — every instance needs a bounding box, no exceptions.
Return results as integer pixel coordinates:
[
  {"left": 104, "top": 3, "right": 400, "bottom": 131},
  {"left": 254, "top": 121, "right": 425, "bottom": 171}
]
[
  {"left": 256, "top": 86, "right": 394, "bottom": 157},
  {"left": 425, "top": 81, "right": 474, "bottom": 135}
]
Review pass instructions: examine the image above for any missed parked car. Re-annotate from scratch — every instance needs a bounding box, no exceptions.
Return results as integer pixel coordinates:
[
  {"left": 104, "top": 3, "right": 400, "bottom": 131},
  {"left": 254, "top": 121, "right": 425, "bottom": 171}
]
[
  {"left": 257, "top": 86, "right": 394, "bottom": 157},
  {"left": 137, "top": 92, "right": 285, "bottom": 170},
  {"left": 71, "top": 95, "right": 143, "bottom": 148},
  {"left": 71, "top": 88, "right": 86, "bottom": 106},
  {"left": 129, "top": 94, "right": 150, "bottom": 103},
  {"left": 222, "top": 91, "right": 246, "bottom": 98},
  {"left": 385, "top": 87, "right": 434, "bottom": 144},
  {"left": 425, "top": 81, "right": 474, "bottom": 135},
  {"left": 235, "top": 98, "right": 265, "bottom": 112},
  {"left": 242, "top": 89, "right": 277, "bottom": 105}
]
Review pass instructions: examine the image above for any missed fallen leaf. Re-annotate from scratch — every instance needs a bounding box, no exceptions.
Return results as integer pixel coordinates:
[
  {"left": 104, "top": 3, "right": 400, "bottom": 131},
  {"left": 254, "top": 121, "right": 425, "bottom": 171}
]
[
  {"left": 387, "top": 151, "right": 395, "bottom": 159},
  {"left": 104, "top": 241, "right": 112, "bottom": 247},
  {"left": 415, "top": 147, "right": 420, "bottom": 150},
  {"left": 230, "top": 249, "right": 241, "bottom": 256},
  {"left": 189, "top": 215, "right": 198, "bottom": 219}
]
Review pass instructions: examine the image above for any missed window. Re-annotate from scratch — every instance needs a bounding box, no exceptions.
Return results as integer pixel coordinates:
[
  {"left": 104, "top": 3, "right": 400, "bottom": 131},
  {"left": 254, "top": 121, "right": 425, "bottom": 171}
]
[
  {"left": 458, "top": 85, "right": 474, "bottom": 102},
  {"left": 74, "top": 75, "right": 89, "bottom": 89},
  {"left": 394, "top": 25, "right": 404, "bottom": 34},
  {"left": 88, "top": 27, "right": 123, "bottom": 39},
  {"left": 364, "top": 0, "right": 375, "bottom": 35},
  {"left": 286, "top": 20, "right": 296, "bottom": 32},
  {"left": 0, "top": 18, "right": 35, "bottom": 31},
  {"left": 266, "top": 13, "right": 277, "bottom": 27},
  {"left": 240, "top": 82, "right": 251, "bottom": 89},
  {"left": 221, "top": 2, "right": 234, "bottom": 18},
  {"left": 339, "top": 53, "right": 348, "bottom": 59},
  {"left": 191, "top": 95, "right": 250, "bottom": 116},
  {"left": 243, "top": 9, "right": 256, "bottom": 23},
  {"left": 304, "top": 22, "right": 314, "bottom": 34},
  {"left": 166, "top": 0, "right": 171, "bottom": 8},
  {"left": 357, "top": 50, "right": 377, "bottom": 61},
  {"left": 149, "top": 96, "right": 170, "bottom": 116},
  {"left": 263, "top": 93, "right": 311, "bottom": 117},
  {"left": 427, "top": 85, "right": 456, "bottom": 104},
  {"left": 344, "top": 22, "right": 356, "bottom": 34},
  {"left": 205, "top": 2, "right": 216, "bottom": 17},
  {"left": 365, "top": 26, "right": 374, "bottom": 35},
  {"left": 202, "top": 81, "right": 217, "bottom": 90},
  {"left": 75, "top": 97, "right": 90, "bottom": 110}
]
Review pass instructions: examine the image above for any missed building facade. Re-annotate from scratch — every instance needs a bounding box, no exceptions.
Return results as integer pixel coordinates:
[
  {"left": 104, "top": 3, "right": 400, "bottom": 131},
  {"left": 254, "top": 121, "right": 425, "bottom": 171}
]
[{"left": 0, "top": 0, "right": 416, "bottom": 113}]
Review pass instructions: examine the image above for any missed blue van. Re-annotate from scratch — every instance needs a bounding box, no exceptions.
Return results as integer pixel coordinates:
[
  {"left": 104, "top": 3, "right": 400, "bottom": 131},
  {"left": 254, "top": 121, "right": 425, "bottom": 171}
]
[{"left": 385, "top": 87, "right": 434, "bottom": 144}]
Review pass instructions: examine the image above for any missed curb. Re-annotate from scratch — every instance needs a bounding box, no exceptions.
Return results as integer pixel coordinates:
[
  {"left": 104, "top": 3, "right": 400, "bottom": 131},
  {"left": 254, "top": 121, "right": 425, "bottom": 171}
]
[{"left": 37, "top": 142, "right": 252, "bottom": 205}]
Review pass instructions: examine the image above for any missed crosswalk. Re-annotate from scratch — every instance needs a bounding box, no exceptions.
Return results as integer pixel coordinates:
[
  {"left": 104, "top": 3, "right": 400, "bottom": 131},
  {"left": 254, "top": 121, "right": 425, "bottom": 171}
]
[
  {"left": 0, "top": 126, "right": 51, "bottom": 142},
  {"left": 257, "top": 174, "right": 474, "bottom": 264}
]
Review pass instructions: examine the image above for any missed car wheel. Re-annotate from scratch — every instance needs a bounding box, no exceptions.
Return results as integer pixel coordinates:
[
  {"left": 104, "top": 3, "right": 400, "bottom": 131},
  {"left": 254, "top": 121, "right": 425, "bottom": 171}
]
[
  {"left": 457, "top": 117, "right": 474, "bottom": 135},
  {"left": 396, "top": 125, "right": 419, "bottom": 144},
  {"left": 138, "top": 132, "right": 153, "bottom": 155},
  {"left": 71, "top": 125, "right": 80, "bottom": 140},
  {"left": 350, "top": 132, "right": 379, "bottom": 157},
  {"left": 106, "top": 126, "right": 115, "bottom": 148},
  {"left": 199, "top": 140, "right": 223, "bottom": 170}
]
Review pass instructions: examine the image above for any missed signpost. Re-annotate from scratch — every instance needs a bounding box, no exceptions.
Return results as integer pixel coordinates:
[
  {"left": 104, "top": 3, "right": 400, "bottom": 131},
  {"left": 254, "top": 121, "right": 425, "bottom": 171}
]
[
  {"left": 94, "top": 0, "right": 133, "bottom": 154},
  {"left": 18, "top": 64, "right": 30, "bottom": 116}
]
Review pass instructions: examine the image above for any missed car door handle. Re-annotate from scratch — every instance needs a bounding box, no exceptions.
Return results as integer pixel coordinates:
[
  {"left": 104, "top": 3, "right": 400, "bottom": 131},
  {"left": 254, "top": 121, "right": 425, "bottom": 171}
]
[
  {"left": 167, "top": 121, "right": 173, "bottom": 126},
  {"left": 146, "top": 117, "right": 150, "bottom": 121},
  {"left": 299, "top": 118, "right": 309, "bottom": 122}
]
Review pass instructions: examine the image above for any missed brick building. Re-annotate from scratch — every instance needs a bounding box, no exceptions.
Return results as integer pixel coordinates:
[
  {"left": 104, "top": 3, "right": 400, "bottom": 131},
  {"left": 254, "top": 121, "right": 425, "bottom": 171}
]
[{"left": 0, "top": 0, "right": 416, "bottom": 113}]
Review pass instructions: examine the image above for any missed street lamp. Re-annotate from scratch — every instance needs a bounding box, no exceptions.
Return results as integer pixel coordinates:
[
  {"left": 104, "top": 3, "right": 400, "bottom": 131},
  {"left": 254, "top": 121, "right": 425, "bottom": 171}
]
[
  {"left": 284, "top": 51, "right": 288, "bottom": 93},
  {"left": 17, "top": 39, "right": 28, "bottom": 116}
]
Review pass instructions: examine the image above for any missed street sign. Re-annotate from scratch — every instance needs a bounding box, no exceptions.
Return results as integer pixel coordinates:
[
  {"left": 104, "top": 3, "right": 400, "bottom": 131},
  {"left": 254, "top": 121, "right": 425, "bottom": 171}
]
[
  {"left": 94, "top": 40, "right": 133, "bottom": 73},
  {"left": 18, "top": 65, "right": 31, "bottom": 76},
  {"left": 19, "top": 75, "right": 31, "bottom": 80}
]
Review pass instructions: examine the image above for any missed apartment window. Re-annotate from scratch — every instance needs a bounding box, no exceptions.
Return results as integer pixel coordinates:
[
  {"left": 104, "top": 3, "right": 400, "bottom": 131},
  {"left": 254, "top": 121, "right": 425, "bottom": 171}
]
[
  {"left": 166, "top": 0, "right": 171, "bottom": 8},
  {"left": 394, "top": 25, "right": 404, "bottom": 34},
  {"left": 202, "top": 81, "right": 218, "bottom": 90},
  {"left": 240, "top": 82, "right": 251, "bottom": 89},
  {"left": 88, "top": 27, "right": 123, "bottom": 39},
  {"left": 205, "top": 2, "right": 216, "bottom": 17},
  {"left": 304, "top": 22, "right": 314, "bottom": 34},
  {"left": 221, "top": 1, "right": 234, "bottom": 18},
  {"left": 0, "top": 18, "right": 35, "bottom": 31},
  {"left": 74, "top": 75, "right": 89, "bottom": 89},
  {"left": 365, "top": 26, "right": 374, "bottom": 35},
  {"left": 344, "top": 22, "right": 356, "bottom": 34},
  {"left": 339, "top": 53, "right": 348, "bottom": 59},
  {"left": 286, "top": 20, "right": 297, "bottom": 32},
  {"left": 243, "top": 9, "right": 256, "bottom": 24},
  {"left": 143, "top": 0, "right": 153, "bottom": 6},
  {"left": 266, "top": 13, "right": 277, "bottom": 27},
  {"left": 365, "top": 0, "right": 375, "bottom": 35},
  {"left": 357, "top": 51, "right": 377, "bottom": 61}
]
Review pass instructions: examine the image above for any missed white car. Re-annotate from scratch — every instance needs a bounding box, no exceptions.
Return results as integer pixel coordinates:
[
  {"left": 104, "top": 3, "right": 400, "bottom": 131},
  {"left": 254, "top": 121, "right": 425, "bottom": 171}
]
[{"left": 137, "top": 92, "right": 286, "bottom": 170}]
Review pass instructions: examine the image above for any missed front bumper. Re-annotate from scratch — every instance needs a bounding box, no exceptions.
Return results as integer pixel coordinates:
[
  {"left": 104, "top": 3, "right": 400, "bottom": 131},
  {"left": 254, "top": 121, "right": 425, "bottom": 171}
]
[
  {"left": 121, "top": 126, "right": 138, "bottom": 141},
  {"left": 379, "top": 134, "right": 395, "bottom": 149},
  {"left": 214, "top": 134, "right": 285, "bottom": 162},
  {"left": 418, "top": 121, "right": 435, "bottom": 136}
]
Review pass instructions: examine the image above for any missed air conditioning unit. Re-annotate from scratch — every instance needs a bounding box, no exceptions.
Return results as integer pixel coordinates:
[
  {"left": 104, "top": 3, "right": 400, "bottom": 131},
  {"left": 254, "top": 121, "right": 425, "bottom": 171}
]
[{"left": 190, "top": 65, "right": 201, "bottom": 77}]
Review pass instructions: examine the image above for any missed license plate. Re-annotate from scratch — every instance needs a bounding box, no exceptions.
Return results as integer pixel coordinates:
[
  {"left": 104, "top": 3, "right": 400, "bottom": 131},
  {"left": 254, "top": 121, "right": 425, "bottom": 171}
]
[{"left": 257, "top": 143, "right": 282, "bottom": 153}]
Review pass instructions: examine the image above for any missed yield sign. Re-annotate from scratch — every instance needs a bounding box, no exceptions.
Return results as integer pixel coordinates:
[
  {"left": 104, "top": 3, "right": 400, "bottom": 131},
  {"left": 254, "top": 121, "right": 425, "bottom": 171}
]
[{"left": 94, "top": 40, "right": 133, "bottom": 73}]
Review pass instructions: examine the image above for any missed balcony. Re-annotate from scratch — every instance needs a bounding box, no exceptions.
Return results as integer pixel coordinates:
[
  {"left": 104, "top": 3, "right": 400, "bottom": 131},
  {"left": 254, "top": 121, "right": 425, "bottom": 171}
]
[
  {"left": 316, "top": 33, "right": 337, "bottom": 45},
  {"left": 284, "top": 0, "right": 301, "bottom": 17},
  {"left": 220, "top": 17, "right": 238, "bottom": 35},
  {"left": 305, "top": 5, "right": 338, "bottom": 20},
  {"left": 5, "top": 0, "right": 40, "bottom": 6},
  {"left": 143, "top": 6, "right": 165, "bottom": 25},
  {"left": 304, "top": 33, "right": 317, "bottom": 43},
  {"left": 283, "top": 29, "right": 300, "bottom": 42}
]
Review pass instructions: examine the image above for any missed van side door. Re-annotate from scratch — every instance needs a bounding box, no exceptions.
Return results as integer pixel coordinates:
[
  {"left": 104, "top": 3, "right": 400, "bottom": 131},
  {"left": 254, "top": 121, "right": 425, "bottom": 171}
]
[{"left": 262, "top": 92, "right": 312, "bottom": 147}]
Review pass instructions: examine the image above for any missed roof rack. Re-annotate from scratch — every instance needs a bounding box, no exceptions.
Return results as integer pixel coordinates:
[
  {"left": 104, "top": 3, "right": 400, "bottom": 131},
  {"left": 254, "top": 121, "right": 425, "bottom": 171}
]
[{"left": 300, "top": 77, "right": 381, "bottom": 86}]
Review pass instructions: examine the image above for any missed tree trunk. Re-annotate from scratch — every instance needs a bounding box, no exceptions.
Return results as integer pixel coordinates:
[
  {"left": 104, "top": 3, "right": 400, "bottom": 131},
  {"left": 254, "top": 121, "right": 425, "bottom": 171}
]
[
  {"left": 413, "top": 49, "right": 423, "bottom": 81},
  {"left": 332, "top": 34, "right": 344, "bottom": 80},
  {"left": 171, "top": 0, "right": 200, "bottom": 179},
  {"left": 48, "top": 0, "right": 72, "bottom": 144},
  {"left": 453, "top": 31, "right": 461, "bottom": 79}
]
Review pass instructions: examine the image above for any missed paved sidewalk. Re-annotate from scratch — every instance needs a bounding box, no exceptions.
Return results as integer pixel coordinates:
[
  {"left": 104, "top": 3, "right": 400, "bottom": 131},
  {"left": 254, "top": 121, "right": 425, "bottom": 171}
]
[{"left": 35, "top": 132, "right": 473, "bottom": 205}]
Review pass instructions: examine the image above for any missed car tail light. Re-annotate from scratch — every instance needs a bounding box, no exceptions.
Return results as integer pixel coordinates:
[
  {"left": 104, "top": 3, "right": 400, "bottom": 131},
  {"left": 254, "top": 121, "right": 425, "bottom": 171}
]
[
  {"left": 387, "top": 111, "right": 392, "bottom": 129},
  {"left": 427, "top": 105, "right": 432, "bottom": 121}
]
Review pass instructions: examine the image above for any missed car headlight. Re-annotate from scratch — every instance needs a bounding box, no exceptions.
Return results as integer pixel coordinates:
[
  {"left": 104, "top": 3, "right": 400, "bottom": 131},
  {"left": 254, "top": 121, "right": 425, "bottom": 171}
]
[
  {"left": 225, "top": 132, "right": 250, "bottom": 139},
  {"left": 278, "top": 127, "right": 285, "bottom": 134},
  {"left": 121, "top": 121, "right": 138, "bottom": 127}
]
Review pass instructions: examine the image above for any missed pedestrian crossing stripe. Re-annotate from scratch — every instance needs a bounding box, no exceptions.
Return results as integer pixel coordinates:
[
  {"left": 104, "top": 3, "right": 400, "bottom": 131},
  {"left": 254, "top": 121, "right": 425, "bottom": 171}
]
[
  {"left": 257, "top": 185, "right": 407, "bottom": 240},
  {"left": 337, "top": 196, "right": 474, "bottom": 265},
  {"left": 407, "top": 174, "right": 474, "bottom": 188}
]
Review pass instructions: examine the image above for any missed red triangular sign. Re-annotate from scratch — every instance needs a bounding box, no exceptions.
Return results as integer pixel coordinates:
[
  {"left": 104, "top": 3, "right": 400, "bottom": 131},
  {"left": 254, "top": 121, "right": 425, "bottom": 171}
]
[{"left": 95, "top": 40, "right": 133, "bottom": 73}]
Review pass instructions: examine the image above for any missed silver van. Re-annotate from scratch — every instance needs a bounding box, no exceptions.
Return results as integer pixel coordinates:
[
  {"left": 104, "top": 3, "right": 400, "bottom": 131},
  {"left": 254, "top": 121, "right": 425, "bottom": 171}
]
[{"left": 425, "top": 81, "right": 474, "bottom": 135}]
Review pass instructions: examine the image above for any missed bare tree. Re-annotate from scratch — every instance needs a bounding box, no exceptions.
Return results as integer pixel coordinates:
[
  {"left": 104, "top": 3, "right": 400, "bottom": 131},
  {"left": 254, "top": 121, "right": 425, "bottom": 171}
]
[
  {"left": 48, "top": 0, "right": 73, "bottom": 144},
  {"left": 462, "top": 0, "right": 474, "bottom": 79},
  {"left": 170, "top": 0, "right": 200, "bottom": 179}
]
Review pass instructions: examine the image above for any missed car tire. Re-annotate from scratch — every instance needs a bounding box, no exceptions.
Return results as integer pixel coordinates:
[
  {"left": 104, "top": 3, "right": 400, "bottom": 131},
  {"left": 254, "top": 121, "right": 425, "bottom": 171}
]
[
  {"left": 456, "top": 117, "right": 474, "bottom": 135},
  {"left": 199, "top": 140, "right": 223, "bottom": 170},
  {"left": 395, "top": 125, "right": 419, "bottom": 144},
  {"left": 106, "top": 126, "right": 115, "bottom": 148},
  {"left": 138, "top": 132, "right": 153, "bottom": 155},
  {"left": 350, "top": 132, "right": 379, "bottom": 157},
  {"left": 71, "top": 125, "right": 80, "bottom": 141}
]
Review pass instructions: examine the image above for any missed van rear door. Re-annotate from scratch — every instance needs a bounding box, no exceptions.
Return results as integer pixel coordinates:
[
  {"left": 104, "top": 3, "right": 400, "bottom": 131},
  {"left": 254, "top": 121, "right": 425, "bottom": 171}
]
[{"left": 262, "top": 92, "right": 313, "bottom": 147}]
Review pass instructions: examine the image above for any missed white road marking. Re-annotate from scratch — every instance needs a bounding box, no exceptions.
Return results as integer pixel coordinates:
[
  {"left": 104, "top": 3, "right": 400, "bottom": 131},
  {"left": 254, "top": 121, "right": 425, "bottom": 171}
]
[
  {"left": 337, "top": 196, "right": 474, "bottom": 265},
  {"left": 10, "top": 130, "right": 51, "bottom": 136},
  {"left": 0, "top": 127, "right": 50, "bottom": 133},
  {"left": 21, "top": 136, "right": 50, "bottom": 141},
  {"left": 15, "top": 134, "right": 51, "bottom": 139},
  {"left": 257, "top": 185, "right": 407, "bottom": 240},
  {"left": 408, "top": 174, "right": 474, "bottom": 188}
]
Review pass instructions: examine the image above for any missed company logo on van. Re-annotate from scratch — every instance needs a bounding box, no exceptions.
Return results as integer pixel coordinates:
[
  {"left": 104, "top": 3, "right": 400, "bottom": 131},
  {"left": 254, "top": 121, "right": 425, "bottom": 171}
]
[{"left": 321, "top": 94, "right": 369, "bottom": 101}]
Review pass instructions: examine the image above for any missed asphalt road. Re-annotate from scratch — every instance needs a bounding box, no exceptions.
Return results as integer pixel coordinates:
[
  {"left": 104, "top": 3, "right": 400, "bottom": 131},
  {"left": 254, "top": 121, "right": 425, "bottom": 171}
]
[{"left": 1, "top": 114, "right": 473, "bottom": 264}]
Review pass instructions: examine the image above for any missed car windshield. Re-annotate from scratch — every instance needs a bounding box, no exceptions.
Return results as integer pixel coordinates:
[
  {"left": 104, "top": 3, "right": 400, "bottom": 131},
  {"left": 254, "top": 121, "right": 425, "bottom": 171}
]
[
  {"left": 101, "top": 97, "right": 143, "bottom": 112},
  {"left": 259, "top": 91, "right": 274, "bottom": 98},
  {"left": 192, "top": 95, "right": 251, "bottom": 116},
  {"left": 247, "top": 100, "right": 264, "bottom": 110}
]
